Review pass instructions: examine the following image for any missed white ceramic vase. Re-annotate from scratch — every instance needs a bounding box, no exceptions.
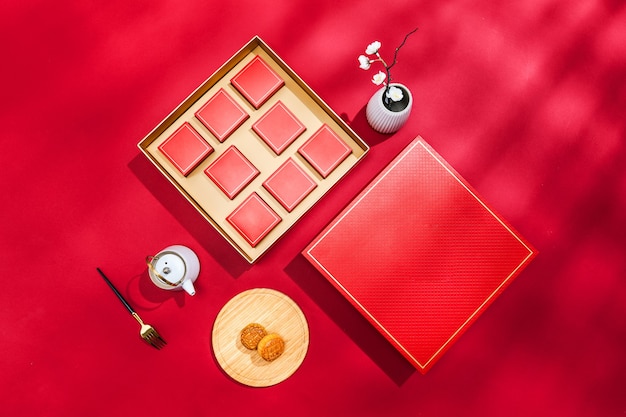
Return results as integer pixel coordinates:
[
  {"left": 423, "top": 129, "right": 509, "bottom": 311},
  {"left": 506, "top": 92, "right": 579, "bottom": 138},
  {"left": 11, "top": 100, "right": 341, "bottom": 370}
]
[{"left": 365, "top": 83, "right": 412, "bottom": 134}]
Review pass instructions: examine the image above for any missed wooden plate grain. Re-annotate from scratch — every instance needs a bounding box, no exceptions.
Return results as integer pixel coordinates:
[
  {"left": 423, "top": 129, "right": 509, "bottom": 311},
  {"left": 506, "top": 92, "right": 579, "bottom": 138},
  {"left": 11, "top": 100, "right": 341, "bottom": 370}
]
[{"left": 212, "top": 288, "right": 309, "bottom": 387}]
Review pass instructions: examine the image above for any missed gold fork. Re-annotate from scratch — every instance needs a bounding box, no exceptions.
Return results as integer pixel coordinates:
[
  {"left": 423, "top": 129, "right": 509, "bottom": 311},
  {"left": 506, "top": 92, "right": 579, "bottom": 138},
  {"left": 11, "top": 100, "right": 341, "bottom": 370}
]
[{"left": 96, "top": 267, "right": 166, "bottom": 349}]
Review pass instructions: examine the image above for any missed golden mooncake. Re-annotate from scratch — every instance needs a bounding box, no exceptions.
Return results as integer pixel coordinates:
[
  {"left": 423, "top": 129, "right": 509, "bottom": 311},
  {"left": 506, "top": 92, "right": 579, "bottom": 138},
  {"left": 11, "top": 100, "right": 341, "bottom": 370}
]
[
  {"left": 257, "top": 333, "right": 285, "bottom": 361},
  {"left": 240, "top": 323, "right": 267, "bottom": 350}
]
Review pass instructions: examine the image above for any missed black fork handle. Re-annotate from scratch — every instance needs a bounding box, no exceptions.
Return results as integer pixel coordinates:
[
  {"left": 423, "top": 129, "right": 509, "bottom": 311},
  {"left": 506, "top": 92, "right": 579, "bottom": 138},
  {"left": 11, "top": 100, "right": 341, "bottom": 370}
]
[{"left": 96, "top": 267, "right": 136, "bottom": 315}]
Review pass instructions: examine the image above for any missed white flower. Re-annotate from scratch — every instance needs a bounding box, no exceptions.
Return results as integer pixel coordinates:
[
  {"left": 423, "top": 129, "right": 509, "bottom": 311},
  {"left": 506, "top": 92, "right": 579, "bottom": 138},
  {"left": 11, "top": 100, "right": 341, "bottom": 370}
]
[
  {"left": 371, "top": 71, "right": 386, "bottom": 85},
  {"left": 386, "top": 86, "right": 404, "bottom": 102},
  {"left": 358, "top": 55, "right": 371, "bottom": 70},
  {"left": 366, "top": 41, "right": 381, "bottom": 55}
]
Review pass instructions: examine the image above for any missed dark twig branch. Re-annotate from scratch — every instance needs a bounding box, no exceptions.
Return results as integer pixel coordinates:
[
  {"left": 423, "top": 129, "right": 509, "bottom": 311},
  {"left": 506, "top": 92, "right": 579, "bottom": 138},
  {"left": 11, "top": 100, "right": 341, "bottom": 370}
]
[{"left": 385, "top": 27, "right": 419, "bottom": 82}]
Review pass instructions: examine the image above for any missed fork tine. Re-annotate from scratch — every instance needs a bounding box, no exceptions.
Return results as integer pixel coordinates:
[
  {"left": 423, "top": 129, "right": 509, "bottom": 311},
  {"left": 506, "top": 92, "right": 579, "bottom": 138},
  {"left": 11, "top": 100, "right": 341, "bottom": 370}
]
[
  {"left": 131, "top": 312, "right": 166, "bottom": 350},
  {"left": 153, "top": 335, "right": 166, "bottom": 348},
  {"left": 154, "top": 334, "right": 166, "bottom": 348},
  {"left": 146, "top": 339, "right": 158, "bottom": 349},
  {"left": 151, "top": 330, "right": 166, "bottom": 348},
  {"left": 143, "top": 333, "right": 161, "bottom": 349},
  {"left": 142, "top": 326, "right": 166, "bottom": 349}
]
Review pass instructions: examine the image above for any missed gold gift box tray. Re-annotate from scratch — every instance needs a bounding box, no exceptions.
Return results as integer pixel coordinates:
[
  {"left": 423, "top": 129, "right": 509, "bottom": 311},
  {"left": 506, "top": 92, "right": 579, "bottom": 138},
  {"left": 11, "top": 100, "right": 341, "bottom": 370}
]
[{"left": 138, "top": 36, "right": 369, "bottom": 263}]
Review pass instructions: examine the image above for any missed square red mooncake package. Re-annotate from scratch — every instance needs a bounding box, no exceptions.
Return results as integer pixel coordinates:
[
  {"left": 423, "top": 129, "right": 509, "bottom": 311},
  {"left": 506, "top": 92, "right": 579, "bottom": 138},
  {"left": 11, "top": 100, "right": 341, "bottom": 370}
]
[{"left": 303, "top": 137, "right": 536, "bottom": 373}]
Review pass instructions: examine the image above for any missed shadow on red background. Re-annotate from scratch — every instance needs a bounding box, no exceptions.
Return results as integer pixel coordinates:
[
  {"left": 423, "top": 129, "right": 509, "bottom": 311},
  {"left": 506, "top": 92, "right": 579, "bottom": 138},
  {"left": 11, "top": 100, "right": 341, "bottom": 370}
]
[
  {"left": 128, "top": 153, "right": 254, "bottom": 278},
  {"left": 286, "top": 253, "right": 417, "bottom": 385}
]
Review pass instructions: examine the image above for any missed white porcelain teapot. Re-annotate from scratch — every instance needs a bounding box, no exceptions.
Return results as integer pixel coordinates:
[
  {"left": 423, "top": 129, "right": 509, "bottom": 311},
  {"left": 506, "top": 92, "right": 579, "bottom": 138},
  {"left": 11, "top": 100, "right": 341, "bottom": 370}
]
[{"left": 146, "top": 245, "right": 199, "bottom": 296}]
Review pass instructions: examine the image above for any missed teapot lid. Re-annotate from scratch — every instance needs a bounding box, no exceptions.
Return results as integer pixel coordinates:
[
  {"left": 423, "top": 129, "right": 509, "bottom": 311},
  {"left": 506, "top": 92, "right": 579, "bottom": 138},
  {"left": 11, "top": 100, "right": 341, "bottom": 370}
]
[{"left": 149, "top": 251, "right": 186, "bottom": 286}]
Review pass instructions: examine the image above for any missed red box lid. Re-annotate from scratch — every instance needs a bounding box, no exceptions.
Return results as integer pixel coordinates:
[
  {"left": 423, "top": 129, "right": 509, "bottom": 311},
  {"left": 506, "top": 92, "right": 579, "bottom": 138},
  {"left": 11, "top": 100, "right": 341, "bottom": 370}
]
[
  {"left": 157, "top": 123, "right": 213, "bottom": 176},
  {"left": 227, "top": 192, "right": 282, "bottom": 247},
  {"left": 230, "top": 55, "right": 284, "bottom": 109},
  {"left": 195, "top": 88, "right": 249, "bottom": 142},
  {"left": 303, "top": 138, "right": 536, "bottom": 373},
  {"left": 298, "top": 124, "right": 352, "bottom": 178},
  {"left": 204, "top": 146, "right": 259, "bottom": 200},
  {"left": 253, "top": 101, "right": 306, "bottom": 155},
  {"left": 263, "top": 158, "right": 317, "bottom": 212}
]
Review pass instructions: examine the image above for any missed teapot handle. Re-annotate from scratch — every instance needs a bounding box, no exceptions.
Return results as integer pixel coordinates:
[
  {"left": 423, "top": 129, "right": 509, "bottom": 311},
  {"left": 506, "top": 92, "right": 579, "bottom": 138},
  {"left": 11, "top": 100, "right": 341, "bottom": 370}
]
[{"left": 145, "top": 255, "right": 180, "bottom": 287}]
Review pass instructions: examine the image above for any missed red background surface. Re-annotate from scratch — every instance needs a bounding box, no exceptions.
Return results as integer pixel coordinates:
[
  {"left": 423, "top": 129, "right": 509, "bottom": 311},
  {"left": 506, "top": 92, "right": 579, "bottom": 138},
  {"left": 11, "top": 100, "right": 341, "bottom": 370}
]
[{"left": 1, "top": 1, "right": 624, "bottom": 416}]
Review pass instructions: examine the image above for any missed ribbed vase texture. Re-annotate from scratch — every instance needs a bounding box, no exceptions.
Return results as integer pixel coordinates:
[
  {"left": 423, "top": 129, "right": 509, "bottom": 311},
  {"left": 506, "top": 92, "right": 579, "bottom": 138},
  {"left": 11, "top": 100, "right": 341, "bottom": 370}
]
[{"left": 366, "top": 84, "right": 412, "bottom": 134}]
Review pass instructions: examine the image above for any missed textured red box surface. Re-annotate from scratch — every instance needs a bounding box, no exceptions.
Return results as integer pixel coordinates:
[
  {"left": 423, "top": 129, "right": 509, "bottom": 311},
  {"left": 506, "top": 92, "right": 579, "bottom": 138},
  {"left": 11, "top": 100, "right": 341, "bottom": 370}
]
[{"left": 303, "top": 138, "right": 536, "bottom": 373}]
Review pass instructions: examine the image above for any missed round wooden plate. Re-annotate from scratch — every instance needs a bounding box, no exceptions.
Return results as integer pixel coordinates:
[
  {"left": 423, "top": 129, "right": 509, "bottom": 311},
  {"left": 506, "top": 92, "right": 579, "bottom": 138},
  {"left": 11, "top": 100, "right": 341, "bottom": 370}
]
[{"left": 212, "top": 288, "right": 309, "bottom": 387}]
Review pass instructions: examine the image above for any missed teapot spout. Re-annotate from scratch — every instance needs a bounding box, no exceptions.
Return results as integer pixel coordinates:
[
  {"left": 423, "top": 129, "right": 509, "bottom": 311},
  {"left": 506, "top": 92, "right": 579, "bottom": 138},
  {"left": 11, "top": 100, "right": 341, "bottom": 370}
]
[{"left": 181, "top": 279, "right": 196, "bottom": 296}]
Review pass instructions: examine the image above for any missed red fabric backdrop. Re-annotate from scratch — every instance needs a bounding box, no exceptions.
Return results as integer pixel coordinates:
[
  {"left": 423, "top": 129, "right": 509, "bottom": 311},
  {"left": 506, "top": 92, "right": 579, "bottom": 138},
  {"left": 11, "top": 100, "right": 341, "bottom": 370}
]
[{"left": 1, "top": 1, "right": 625, "bottom": 416}]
